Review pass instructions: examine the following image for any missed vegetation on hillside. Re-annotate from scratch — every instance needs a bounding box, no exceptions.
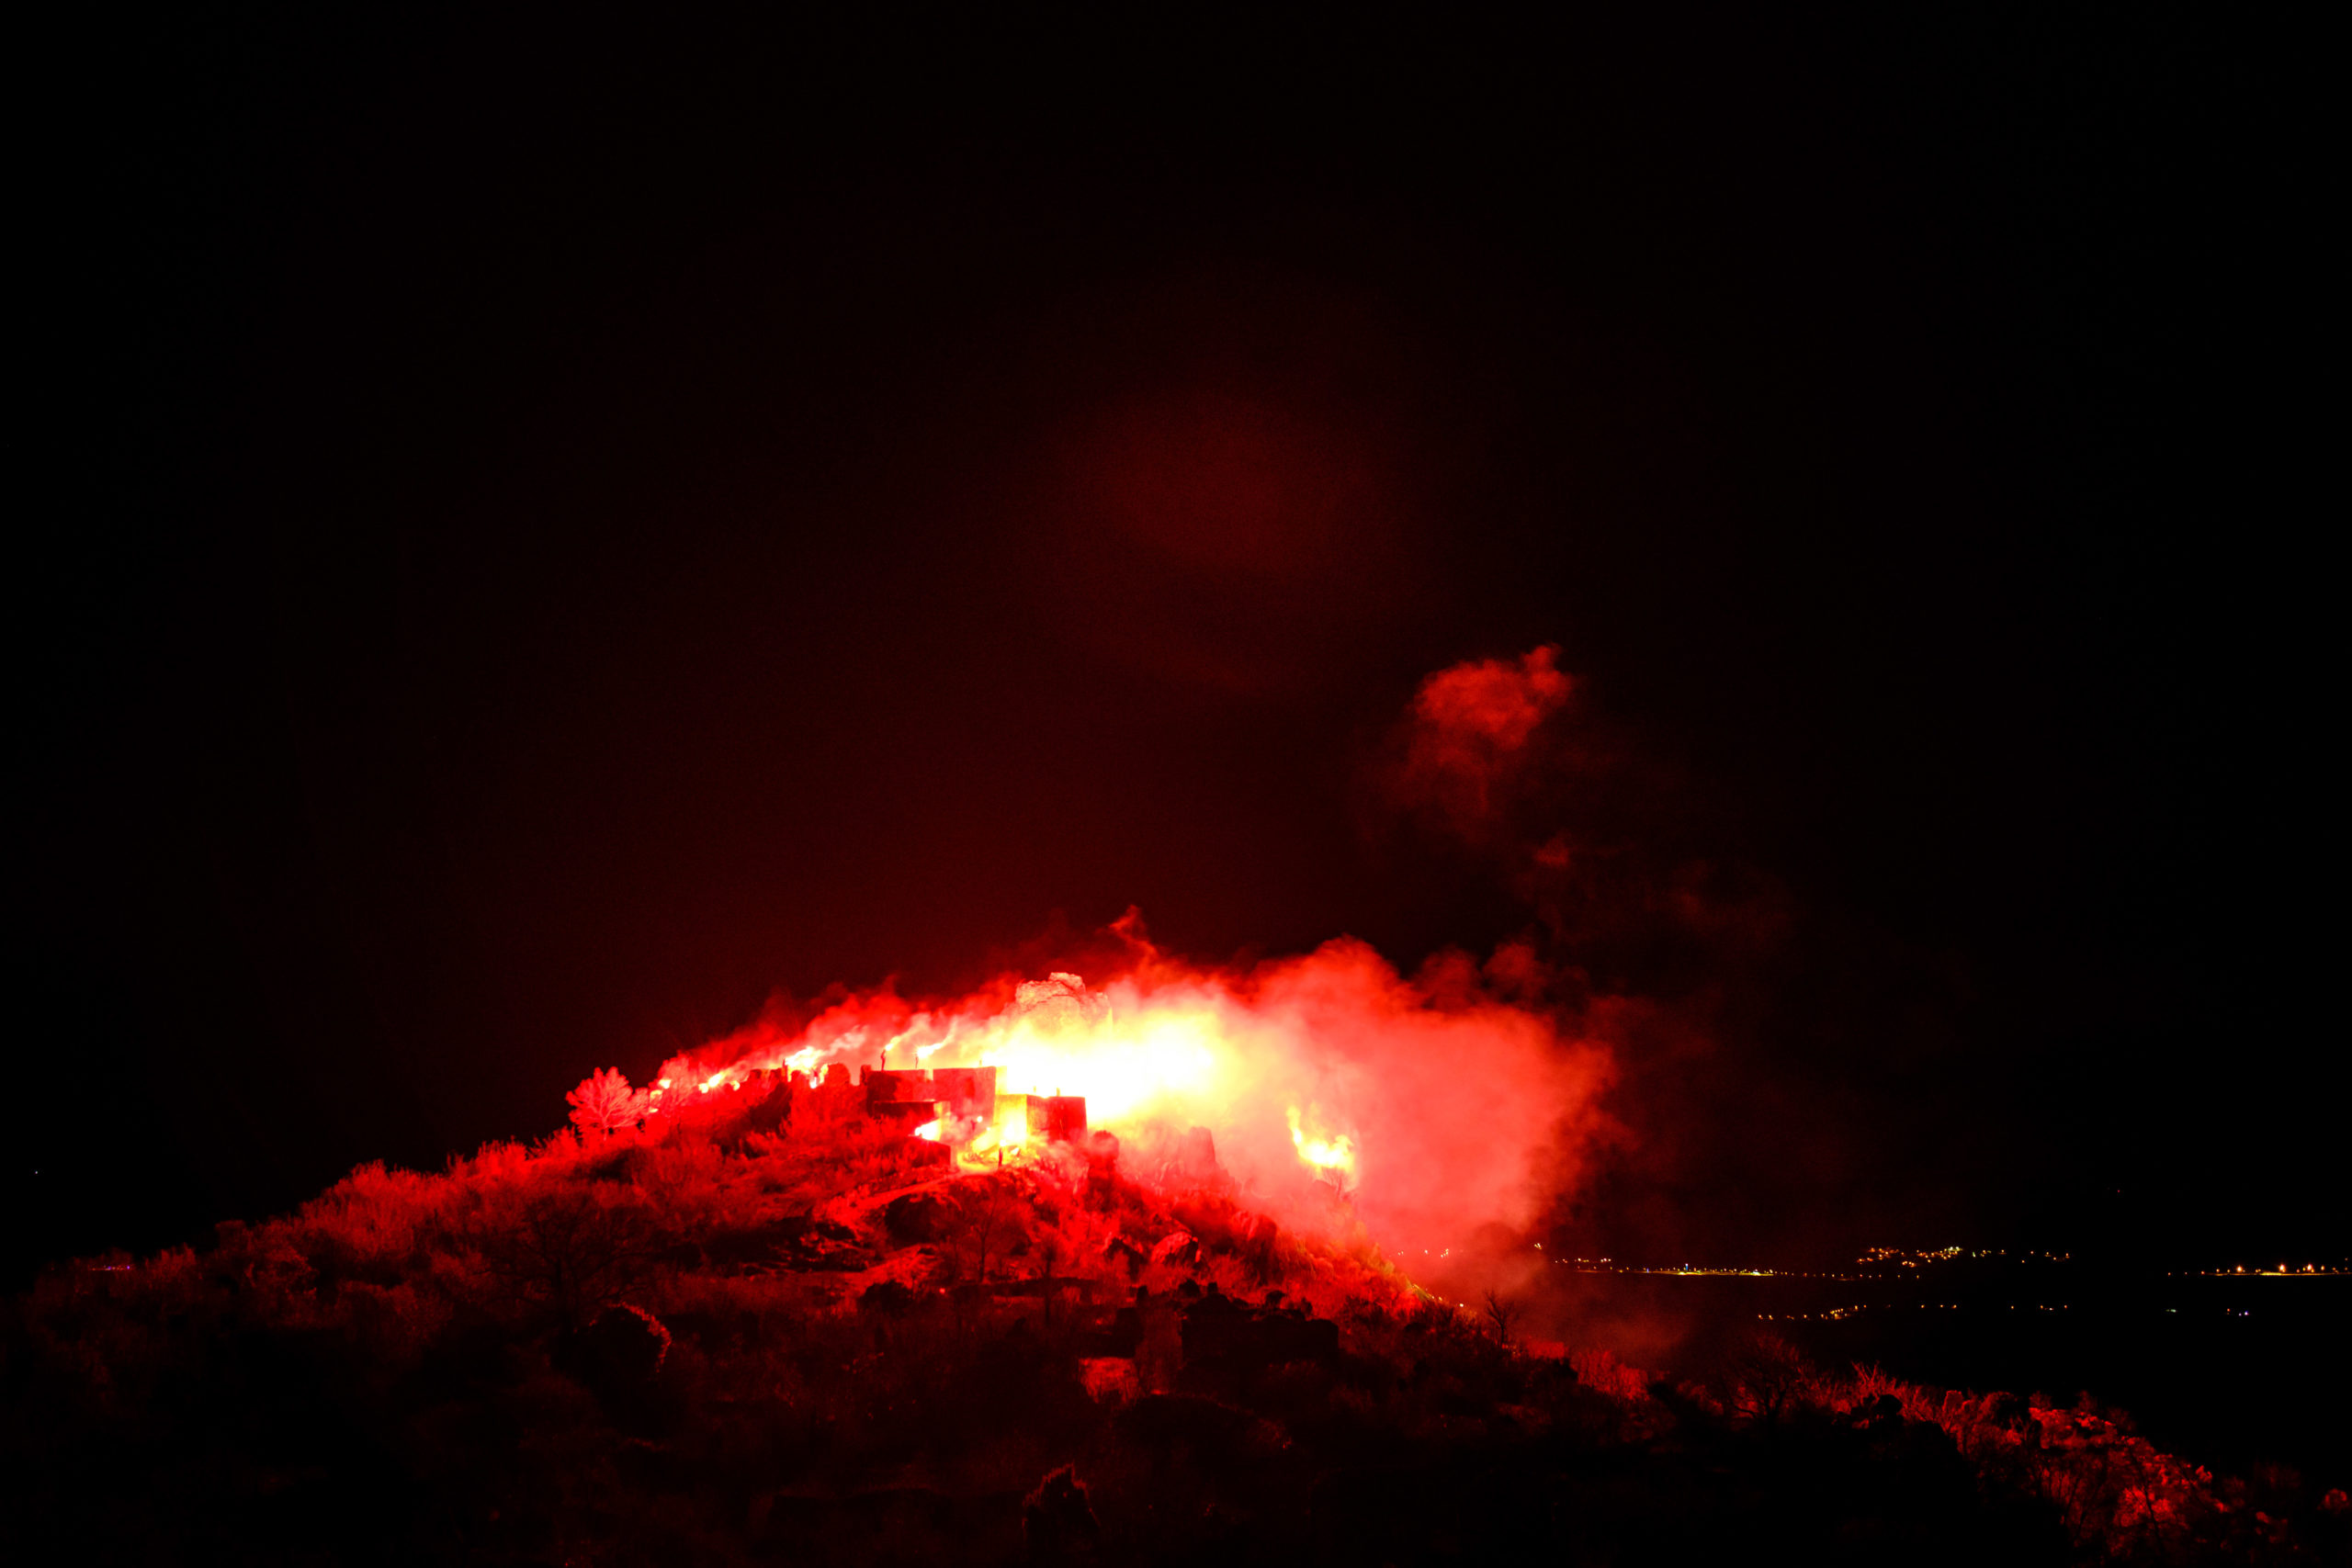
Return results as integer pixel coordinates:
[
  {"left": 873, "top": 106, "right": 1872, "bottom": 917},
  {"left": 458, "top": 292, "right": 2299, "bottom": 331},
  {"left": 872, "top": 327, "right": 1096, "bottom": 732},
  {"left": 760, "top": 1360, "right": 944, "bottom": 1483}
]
[{"left": 5, "top": 1084, "right": 2343, "bottom": 1564}]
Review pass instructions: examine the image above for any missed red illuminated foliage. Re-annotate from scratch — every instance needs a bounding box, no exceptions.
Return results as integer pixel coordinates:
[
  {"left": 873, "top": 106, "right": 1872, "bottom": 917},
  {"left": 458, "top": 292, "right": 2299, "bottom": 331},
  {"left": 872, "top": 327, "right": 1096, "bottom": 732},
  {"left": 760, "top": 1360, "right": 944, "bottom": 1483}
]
[{"left": 567, "top": 1066, "right": 650, "bottom": 1135}]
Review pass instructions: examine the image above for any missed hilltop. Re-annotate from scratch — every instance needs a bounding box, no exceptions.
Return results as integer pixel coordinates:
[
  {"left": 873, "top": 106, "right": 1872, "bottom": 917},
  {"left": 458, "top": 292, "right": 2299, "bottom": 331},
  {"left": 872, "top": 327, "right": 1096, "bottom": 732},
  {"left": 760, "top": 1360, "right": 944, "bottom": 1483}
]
[{"left": 5, "top": 1082, "right": 2339, "bottom": 1564}]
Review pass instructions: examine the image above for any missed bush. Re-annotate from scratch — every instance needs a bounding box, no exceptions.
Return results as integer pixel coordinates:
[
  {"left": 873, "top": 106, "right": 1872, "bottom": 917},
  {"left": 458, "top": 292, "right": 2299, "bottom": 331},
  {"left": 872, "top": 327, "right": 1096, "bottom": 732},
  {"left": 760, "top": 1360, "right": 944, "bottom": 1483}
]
[{"left": 566, "top": 1067, "right": 650, "bottom": 1135}]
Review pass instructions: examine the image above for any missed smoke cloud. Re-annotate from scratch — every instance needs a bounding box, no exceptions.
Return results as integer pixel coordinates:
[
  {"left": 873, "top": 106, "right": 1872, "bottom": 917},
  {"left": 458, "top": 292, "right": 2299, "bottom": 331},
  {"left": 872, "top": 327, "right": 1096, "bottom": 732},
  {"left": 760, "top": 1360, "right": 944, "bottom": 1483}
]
[
  {"left": 1374, "top": 646, "right": 1984, "bottom": 1275},
  {"left": 1389, "top": 645, "right": 1575, "bottom": 840},
  {"left": 651, "top": 919, "right": 1611, "bottom": 1260},
  {"left": 631, "top": 643, "right": 1947, "bottom": 1282}
]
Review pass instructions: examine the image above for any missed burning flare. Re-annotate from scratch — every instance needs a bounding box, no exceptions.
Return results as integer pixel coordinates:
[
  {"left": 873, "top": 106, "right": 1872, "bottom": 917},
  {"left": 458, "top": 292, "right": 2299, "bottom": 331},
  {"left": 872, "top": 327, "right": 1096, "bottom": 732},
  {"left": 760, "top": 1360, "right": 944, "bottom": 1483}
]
[
  {"left": 1286, "top": 1105, "right": 1356, "bottom": 1182},
  {"left": 625, "top": 922, "right": 1608, "bottom": 1257}
]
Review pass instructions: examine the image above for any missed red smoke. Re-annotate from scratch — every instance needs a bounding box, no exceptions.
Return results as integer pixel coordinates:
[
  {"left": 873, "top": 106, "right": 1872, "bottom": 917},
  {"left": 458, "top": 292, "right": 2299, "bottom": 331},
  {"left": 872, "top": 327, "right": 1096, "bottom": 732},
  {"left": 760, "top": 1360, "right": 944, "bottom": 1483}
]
[
  {"left": 577, "top": 646, "right": 1739, "bottom": 1277},
  {"left": 637, "top": 920, "right": 1610, "bottom": 1260},
  {"left": 1394, "top": 645, "right": 1575, "bottom": 835}
]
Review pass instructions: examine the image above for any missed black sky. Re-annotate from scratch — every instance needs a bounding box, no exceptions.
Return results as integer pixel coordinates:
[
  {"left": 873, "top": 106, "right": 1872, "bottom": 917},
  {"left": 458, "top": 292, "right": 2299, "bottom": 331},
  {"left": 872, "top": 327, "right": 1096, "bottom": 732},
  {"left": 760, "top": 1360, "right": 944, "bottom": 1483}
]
[{"left": 15, "top": 7, "right": 2329, "bottom": 1283}]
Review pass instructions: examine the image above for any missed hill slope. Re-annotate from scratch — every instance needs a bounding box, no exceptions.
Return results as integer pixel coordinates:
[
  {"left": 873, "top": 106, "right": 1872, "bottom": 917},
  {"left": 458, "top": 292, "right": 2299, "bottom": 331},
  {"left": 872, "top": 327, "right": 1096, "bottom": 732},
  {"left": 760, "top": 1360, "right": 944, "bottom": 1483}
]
[{"left": 5, "top": 1091, "right": 2335, "bottom": 1564}]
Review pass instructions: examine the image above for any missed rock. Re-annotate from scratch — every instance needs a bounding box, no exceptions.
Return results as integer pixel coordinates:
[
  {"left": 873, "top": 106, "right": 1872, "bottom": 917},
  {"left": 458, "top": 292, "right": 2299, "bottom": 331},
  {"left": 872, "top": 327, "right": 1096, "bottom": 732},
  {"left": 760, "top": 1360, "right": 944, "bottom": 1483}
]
[
  {"left": 883, "top": 1190, "right": 964, "bottom": 1244},
  {"left": 579, "top": 1303, "right": 670, "bottom": 1387},
  {"left": 1149, "top": 1231, "right": 1199, "bottom": 1267},
  {"left": 1022, "top": 1464, "right": 1101, "bottom": 1562},
  {"left": 860, "top": 1280, "right": 918, "bottom": 1315}
]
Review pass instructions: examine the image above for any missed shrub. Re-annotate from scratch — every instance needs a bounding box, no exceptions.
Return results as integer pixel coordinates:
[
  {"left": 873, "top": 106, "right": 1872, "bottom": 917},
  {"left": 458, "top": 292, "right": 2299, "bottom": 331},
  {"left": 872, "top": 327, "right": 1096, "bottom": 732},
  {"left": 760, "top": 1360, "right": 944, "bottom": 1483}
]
[
  {"left": 567, "top": 1067, "right": 650, "bottom": 1135},
  {"left": 464, "top": 1182, "right": 663, "bottom": 1327}
]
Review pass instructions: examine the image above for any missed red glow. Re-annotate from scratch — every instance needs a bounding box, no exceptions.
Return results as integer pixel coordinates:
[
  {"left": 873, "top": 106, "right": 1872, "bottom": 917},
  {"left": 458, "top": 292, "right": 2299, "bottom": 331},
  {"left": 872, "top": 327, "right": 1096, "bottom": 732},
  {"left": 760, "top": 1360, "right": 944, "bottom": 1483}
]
[
  {"left": 639, "top": 922, "right": 1609, "bottom": 1258},
  {"left": 1395, "top": 645, "right": 1573, "bottom": 829},
  {"left": 1412, "top": 644, "right": 1572, "bottom": 755}
]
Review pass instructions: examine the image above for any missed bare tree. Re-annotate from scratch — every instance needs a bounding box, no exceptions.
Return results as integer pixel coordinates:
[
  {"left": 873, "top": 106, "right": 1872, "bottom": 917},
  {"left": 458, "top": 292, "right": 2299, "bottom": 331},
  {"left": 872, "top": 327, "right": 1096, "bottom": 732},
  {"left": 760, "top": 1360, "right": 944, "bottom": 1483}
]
[
  {"left": 958, "top": 1178, "right": 1014, "bottom": 1285},
  {"left": 472, "top": 1186, "right": 662, "bottom": 1327},
  {"left": 1482, "top": 1287, "right": 1521, "bottom": 1346},
  {"left": 1723, "top": 1330, "right": 1810, "bottom": 1428}
]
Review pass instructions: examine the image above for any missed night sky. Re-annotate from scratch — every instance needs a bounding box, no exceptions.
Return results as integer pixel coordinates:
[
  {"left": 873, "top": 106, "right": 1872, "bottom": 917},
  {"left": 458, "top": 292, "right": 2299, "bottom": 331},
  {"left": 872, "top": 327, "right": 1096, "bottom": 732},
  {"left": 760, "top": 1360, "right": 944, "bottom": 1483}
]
[{"left": 17, "top": 10, "right": 2327, "bottom": 1285}]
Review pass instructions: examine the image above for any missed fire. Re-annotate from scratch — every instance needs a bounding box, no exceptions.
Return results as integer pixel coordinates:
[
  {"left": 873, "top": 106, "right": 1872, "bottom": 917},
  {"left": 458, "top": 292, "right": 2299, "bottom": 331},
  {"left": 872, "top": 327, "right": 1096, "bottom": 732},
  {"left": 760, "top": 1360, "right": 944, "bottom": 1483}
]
[
  {"left": 1286, "top": 1105, "right": 1357, "bottom": 1180},
  {"left": 638, "top": 924, "right": 1609, "bottom": 1257},
  {"left": 997, "top": 1098, "right": 1029, "bottom": 1150},
  {"left": 980, "top": 1008, "right": 1222, "bottom": 1123}
]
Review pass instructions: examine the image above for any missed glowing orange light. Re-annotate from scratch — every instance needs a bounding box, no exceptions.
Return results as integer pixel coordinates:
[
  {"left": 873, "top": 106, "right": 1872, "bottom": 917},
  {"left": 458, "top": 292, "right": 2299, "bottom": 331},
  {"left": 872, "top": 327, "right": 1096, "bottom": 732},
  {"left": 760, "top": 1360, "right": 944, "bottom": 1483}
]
[{"left": 1286, "top": 1105, "right": 1356, "bottom": 1179}]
